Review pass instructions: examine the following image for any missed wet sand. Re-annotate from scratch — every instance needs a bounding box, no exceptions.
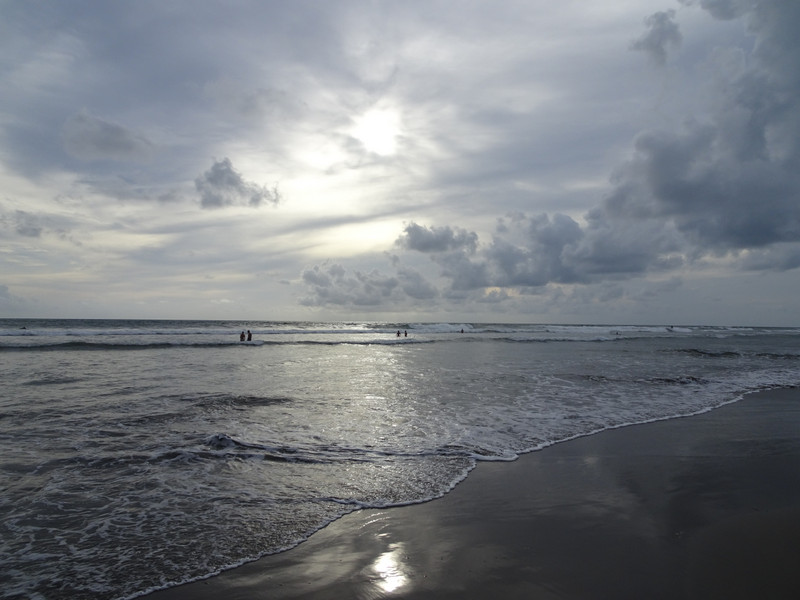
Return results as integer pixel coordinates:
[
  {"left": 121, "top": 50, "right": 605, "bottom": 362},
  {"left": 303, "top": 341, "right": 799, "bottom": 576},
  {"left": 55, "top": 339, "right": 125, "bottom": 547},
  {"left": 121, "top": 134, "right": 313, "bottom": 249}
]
[{"left": 144, "top": 388, "right": 800, "bottom": 599}]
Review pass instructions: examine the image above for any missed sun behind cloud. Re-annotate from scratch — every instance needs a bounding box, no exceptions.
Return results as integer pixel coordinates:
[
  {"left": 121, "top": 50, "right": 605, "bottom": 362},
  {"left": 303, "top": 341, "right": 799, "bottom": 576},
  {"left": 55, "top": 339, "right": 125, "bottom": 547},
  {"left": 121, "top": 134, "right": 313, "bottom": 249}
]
[{"left": 350, "top": 108, "right": 401, "bottom": 155}]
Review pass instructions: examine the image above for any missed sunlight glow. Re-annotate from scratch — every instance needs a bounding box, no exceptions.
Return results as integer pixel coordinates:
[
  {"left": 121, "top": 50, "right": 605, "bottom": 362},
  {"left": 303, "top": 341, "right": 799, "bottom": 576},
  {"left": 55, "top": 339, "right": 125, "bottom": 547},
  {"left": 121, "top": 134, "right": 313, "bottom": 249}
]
[{"left": 351, "top": 109, "right": 401, "bottom": 155}]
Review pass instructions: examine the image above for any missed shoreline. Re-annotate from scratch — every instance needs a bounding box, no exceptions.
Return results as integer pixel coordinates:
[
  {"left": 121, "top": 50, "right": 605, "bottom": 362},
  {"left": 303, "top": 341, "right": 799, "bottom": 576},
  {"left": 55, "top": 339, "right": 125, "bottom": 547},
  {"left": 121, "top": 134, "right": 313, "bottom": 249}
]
[{"left": 143, "top": 388, "right": 800, "bottom": 599}]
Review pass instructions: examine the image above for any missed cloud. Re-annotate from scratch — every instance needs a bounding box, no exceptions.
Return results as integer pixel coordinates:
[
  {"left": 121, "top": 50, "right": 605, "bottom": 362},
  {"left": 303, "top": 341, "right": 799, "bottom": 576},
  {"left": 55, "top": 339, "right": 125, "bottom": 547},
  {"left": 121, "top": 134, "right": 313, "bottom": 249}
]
[
  {"left": 596, "top": 124, "right": 800, "bottom": 251},
  {"left": 294, "top": 1, "right": 800, "bottom": 317},
  {"left": 740, "top": 244, "right": 800, "bottom": 272},
  {"left": 396, "top": 222, "right": 478, "bottom": 253},
  {"left": 4, "top": 0, "right": 800, "bottom": 323},
  {"left": 0, "top": 282, "right": 31, "bottom": 316},
  {"left": 459, "top": 214, "right": 585, "bottom": 290},
  {"left": 630, "top": 10, "right": 682, "bottom": 66},
  {"left": 194, "top": 158, "right": 281, "bottom": 209},
  {"left": 299, "top": 258, "right": 439, "bottom": 308},
  {"left": 396, "top": 266, "right": 438, "bottom": 300},
  {"left": 13, "top": 211, "right": 43, "bottom": 237},
  {"left": 302, "top": 211, "right": 669, "bottom": 308},
  {"left": 677, "top": 0, "right": 749, "bottom": 20},
  {"left": 392, "top": 212, "right": 678, "bottom": 296},
  {"left": 1, "top": 209, "right": 77, "bottom": 242},
  {"left": 501, "top": 213, "right": 585, "bottom": 284},
  {"left": 300, "top": 263, "right": 399, "bottom": 307},
  {"left": 599, "top": 0, "right": 800, "bottom": 264},
  {"left": 62, "top": 111, "right": 154, "bottom": 161}
]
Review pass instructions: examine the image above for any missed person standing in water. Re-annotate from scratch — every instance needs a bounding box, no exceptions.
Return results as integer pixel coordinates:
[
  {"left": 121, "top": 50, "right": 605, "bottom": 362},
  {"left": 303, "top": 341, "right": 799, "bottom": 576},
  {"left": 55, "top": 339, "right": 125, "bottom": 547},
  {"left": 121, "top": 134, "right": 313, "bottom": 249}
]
[
  {"left": 240, "top": 331, "right": 246, "bottom": 342},
  {"left": 247, "top": 330, "right": 252, "bottom": 341}
]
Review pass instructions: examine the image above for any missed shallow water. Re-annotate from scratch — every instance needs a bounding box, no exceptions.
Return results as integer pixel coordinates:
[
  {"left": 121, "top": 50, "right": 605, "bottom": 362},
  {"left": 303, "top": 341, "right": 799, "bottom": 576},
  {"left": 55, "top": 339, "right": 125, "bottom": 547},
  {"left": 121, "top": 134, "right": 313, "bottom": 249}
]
[{"left": 1, "top": 320, "right": 798, "bottom": 599}]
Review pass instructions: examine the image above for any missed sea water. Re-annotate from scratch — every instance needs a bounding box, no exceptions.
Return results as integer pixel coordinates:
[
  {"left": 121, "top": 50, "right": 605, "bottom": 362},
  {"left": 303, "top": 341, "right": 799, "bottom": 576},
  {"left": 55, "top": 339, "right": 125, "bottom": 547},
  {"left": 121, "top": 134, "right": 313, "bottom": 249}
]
[{"left": 1, "top": 319, "right": 799, "bottom": 599}]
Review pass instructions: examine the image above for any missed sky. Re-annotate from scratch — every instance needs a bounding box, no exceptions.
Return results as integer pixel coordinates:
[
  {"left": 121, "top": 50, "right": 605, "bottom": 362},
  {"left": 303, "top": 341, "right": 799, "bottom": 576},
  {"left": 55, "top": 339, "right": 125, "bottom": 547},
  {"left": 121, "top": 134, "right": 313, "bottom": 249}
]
[{"left": 2, "top": 0, "right": 799, "bottom": 325}]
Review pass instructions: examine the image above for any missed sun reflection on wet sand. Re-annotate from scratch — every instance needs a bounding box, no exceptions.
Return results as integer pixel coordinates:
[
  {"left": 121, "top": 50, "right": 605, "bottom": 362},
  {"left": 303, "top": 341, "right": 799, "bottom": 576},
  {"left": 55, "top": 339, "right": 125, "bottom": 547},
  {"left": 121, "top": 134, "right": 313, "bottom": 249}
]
[{"left": 370, "top": 542, "right": 409, "bottom": 593}]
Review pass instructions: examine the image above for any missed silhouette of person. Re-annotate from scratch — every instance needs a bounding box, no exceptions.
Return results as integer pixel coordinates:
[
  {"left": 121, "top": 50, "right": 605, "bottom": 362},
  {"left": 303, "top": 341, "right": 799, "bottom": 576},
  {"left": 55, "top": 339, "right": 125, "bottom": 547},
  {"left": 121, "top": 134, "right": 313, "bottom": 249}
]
[
  {"left": 240, "top": 331, "right": 246, "bottom": 342},
  {"left": 404, "top": 330, "right": 408, "bottom": 337},
  {"left": 396, "top": 330, "right": 401, "bottom": 337},
  {"left": 247, "top": 330, "right": 252, "bottom": 341}
]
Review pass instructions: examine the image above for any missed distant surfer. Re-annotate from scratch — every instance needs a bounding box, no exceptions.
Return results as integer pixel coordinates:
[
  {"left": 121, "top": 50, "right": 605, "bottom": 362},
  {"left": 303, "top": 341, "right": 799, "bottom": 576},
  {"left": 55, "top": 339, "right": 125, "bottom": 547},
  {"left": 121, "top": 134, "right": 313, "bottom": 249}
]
[
  {"left": 247, "top": 330, "right": 252, "bottom": 341},
  {"left": 240, "top": 331, "right": 246, "bottom": 342}
]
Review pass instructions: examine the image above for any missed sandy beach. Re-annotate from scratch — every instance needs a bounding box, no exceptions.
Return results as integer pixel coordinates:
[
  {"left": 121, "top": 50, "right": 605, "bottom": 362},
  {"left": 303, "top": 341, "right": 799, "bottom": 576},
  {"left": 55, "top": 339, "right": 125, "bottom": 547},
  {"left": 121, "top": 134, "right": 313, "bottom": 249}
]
[{"left": 144, "top": 388, "right": 800, "bottom": 600}]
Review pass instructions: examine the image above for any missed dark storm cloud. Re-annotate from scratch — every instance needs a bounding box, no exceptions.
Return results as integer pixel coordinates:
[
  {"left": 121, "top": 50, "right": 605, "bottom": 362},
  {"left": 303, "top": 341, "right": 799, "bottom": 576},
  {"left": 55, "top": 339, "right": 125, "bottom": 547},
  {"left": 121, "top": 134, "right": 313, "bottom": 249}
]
[
  {"left": 563, "top": 0, "right": 800, "bottom": 285},
  {"left": 630, "top": 10, "right": 682, "bottom": 66},
  {"left": 598, "top": 0, "right": 800, "bottom": 257},
  {"left": 596, "top": 123, "right": 800, "bottom": 250},
  {"left": 62, "top": 111, "right": 154, "bottom": 162},
  {"left": 596, "top": 0, "right": 800, "bottom": 273},
  {"left": 194, "top": 158, "right": 281, "bottom": 209}
]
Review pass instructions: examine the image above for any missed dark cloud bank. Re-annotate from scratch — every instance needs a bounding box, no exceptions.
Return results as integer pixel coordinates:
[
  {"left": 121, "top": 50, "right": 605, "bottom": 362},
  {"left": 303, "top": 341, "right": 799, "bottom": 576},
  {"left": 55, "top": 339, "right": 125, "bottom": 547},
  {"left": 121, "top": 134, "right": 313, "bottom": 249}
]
[{"left": 302, "top": 0, "right": 800, "bottom": 310}]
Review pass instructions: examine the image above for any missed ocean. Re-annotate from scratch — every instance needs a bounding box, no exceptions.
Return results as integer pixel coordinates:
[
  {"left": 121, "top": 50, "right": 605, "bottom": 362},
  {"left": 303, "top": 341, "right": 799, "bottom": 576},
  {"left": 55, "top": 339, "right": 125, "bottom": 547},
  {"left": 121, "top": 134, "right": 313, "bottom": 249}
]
[{"left": 1, "top": 319, "right": 799, "bottom": 599}]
